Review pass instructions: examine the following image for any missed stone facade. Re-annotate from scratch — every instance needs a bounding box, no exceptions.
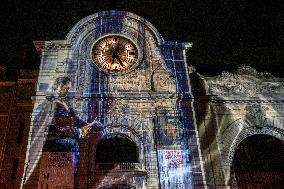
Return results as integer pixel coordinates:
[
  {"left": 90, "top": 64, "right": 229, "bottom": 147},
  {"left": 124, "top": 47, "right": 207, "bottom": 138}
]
[
  {"left": 191, "top": 65, "right": 284, "bottom": 188},
  {"left": 0, "top": 11, "right": 283, "bottom": 189},
  {"left": 20, "top": 11, "right": 205, "bottom": 189}
]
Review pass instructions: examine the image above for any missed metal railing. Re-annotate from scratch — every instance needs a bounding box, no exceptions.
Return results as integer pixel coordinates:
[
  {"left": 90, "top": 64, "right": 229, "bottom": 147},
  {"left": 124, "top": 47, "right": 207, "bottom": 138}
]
[{"left": 95, "top": 162, "right": 142, "bottom": 170}]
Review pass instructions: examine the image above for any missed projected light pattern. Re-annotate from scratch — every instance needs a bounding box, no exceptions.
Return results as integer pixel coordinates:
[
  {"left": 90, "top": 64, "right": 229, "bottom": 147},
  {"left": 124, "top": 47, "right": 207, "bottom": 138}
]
[
  {"left": 21, "top": 11, "right": 202, "bottom": 189},
  {"left": 158, "top": 150, "right": 192, "bottom": 189},
  {"left": 191, "top": 65, "right": 284, "bottom": 187}
]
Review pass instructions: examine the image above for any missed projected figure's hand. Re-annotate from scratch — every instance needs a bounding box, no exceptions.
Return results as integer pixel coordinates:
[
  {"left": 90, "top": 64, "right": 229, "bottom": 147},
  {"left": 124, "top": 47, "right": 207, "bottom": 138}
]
[
  {"left": 90, "top": 117, "right": 105, "bottom": 131},
  {"left": 80, "top": 117, "right": 105, "bottom": 137},
  {"left": 80, "top": 125, "right": 92, "bottom": 137}
]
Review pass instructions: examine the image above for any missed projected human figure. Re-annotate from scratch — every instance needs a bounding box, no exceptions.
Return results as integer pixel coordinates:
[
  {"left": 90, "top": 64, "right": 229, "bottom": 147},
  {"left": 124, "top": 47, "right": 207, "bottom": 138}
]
[
  {"left": 44, "top": 76, "right": 103, "bottom": 156},
  {"left": 23, "top": 76, "right": 104, "bottom": 188}
]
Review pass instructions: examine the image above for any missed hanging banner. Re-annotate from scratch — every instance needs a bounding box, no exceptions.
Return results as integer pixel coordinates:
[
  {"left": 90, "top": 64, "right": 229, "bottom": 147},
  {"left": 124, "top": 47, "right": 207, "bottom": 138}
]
[{"left": 38, "top": 152, "right": 74, "bottom": 189}]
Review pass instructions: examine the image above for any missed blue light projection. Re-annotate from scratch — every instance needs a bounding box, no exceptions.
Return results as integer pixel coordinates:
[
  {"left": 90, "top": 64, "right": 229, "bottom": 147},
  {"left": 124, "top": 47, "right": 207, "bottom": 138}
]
[
  {"left": 158, "top": 150, "right": 192, "bottom": 189},
  {"left": 21, "top": 11, "right": 199, "bottom": 189}
]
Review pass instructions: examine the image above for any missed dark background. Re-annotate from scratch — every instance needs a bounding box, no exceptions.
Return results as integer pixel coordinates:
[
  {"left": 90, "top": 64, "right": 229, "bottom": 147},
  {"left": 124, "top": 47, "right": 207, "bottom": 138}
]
[{"left": 0, "top": 0, "right": 283, "bottom": 77}]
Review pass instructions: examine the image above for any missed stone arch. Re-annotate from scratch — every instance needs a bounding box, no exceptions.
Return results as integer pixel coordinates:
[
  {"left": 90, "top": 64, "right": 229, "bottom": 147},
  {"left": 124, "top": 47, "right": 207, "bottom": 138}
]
[
  {"left": 104, "top": 114, "right": 152, "bottom": 144},
  {"left": 218, "top": 119, "right": 284, "bottom": 184},
  {"left": 98, "top": 115, "right": 153, "bottom": 165},
  {"left": 66, "top": 11, "right": 164, "bottom": 47},
  {"left": 230, "top": 134, "right": 284, "bottom": 188},
  {"left": 227, "top": 126, "right": 284, "bottom": 168},
  {"left": 87, "top": 122, "right": 149, "bottom": 188}
]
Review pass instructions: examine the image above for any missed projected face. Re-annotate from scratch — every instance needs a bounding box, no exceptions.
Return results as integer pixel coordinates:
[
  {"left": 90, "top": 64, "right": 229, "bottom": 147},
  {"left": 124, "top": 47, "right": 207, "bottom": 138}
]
[
  {"left": 57, "top": 81, "right": 71, "bottom": 97},
  {"left": 92, "top": 35, "right": 139, "bottom": 74}
]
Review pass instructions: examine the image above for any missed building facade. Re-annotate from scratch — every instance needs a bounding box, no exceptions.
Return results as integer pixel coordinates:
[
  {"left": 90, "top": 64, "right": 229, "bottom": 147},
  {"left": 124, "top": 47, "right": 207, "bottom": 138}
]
[
  {"left": 0, "top": 11, "right": 283, "bottom": 189},
  {"left": 191, "top": 66, "right": 284, "bottom": 188},
  {"left": 0, "top": 69, "right": 38, "bottom": 189},
  {"left": 21, "top": 11, "right": 204, "bottom": 189}
]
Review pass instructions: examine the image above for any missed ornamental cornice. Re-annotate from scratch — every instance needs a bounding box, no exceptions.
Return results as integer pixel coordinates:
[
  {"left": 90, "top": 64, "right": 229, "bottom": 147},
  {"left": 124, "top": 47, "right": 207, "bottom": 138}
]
[
  {"left": 44, "top": 41, "right": 71, "bottom": 51},
  {"left": 66, "top": 11, "right": 165, "bottom": 47},
  {"left": 205, "top": 66, "right": 284, "bottom": 97},
  {"left": 17, "top": 79, "right": 36, "bottom": 84},
  {"left": 211, "top": 99, "right": 284, "bottom": 104},
  {"left": 33, "top": 41, "right": 45, "bottom": 55},
  {"left": 0, "top": 81, "right": 16, "bottom": 87},
  {"left": 18, "top": 70, "right": 38, "bottom": 79}
]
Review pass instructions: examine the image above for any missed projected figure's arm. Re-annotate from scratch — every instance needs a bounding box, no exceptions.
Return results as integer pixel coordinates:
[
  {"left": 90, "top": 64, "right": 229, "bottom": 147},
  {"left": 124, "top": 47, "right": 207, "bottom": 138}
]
[
  {"left": 49, "top": 100, "right": 82, "bottom": 139},
  {"left": 51, "top": 100, "right": 105, "bottom": 139},
  {"left": 80, "top": 117, "right": 105, "bottom": 137}
]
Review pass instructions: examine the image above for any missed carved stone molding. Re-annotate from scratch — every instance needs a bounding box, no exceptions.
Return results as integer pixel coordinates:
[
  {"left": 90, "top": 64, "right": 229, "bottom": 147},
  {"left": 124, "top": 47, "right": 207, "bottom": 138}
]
[
  {"left": 67, "top": 11, "right": 163, "bottom": 47},
  {"left": 206, "top": 66, "right": 284, "bottom": 97},
  {"left": 33, "top": 41, "right": 45, "bottom": 55},
  {"left": 108, "top": 69, "right": 151, "bottom": 92},
  {"left": 69, "top": 17, "right": 97, "bottom": 46},
  {"left": 244, "top": 104, "right": 269, "bottom": 128},
  {"left": 212, "top": 99, "right": 284, "bottom": 104},
  {"left": 45, "top": 42, "right": 72, "bottom": 51}
]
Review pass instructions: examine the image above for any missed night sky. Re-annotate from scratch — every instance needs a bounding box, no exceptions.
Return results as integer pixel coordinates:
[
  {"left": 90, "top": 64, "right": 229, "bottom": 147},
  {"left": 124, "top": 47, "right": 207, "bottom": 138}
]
[{"left": 0, "top": 0, "right": 283, "bottom": 77}]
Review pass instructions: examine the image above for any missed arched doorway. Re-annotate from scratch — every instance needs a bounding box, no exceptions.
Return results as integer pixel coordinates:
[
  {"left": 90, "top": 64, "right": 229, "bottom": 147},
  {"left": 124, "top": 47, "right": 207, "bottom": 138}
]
[
  {"left": 231, "top": 134, "right": 284, "bottom": 188},
  {"left": 92, "top": 134, "right": 145, "bottom": 189},
  {"left": 96, "top": 134, "right": 139, "bottom": 163}
]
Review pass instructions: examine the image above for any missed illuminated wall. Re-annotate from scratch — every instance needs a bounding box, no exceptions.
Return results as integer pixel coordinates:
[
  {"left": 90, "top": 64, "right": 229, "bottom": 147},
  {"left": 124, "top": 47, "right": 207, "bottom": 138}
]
[
  {"left": 21, "top": 11, "right": 205, "bottom": 189},
  {"left": 191, "top": 66, "right": 284, "bottom": 188}
]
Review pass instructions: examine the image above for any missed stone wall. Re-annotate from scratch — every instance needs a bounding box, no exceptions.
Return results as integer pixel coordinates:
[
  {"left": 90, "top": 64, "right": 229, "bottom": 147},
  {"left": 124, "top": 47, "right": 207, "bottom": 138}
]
[
  {"left": 191, "top": 65, "right": 284, "bottom": 188},
  {"left": 21, "top": 11, "right": 204, "bottom": 189}
]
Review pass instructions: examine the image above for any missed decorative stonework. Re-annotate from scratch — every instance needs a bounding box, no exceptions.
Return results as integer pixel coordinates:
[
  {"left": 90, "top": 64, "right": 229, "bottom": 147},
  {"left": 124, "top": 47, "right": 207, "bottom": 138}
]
[
  {"left": 20, "top": 11, "right": 200, "bottom": 189},
  {"left": 151, "top": 62, "right": 176, "bottom": 92},
  {"left": 108, "top": 69, "right": 151, "bottom": 92},
  {"left": 193, "top": 65, "right": 284, "bottom": 187},
  {"left": 244, "top": 104, "right": 268, "bottom": 128},
  {"left": 69, "top": 18, "right": 97, "bottom": 46},
  {"left": 66, "top": 11, "right": 163, "bottom": 48},
  {"left": 33, "top": 41, "right": 45, "bottom": 55},
  {"left": 45, "top": 42, "right": 72, "bottom": 51},
  {"left": 206, "top": 66, "right": 284, "bottom": 97}
]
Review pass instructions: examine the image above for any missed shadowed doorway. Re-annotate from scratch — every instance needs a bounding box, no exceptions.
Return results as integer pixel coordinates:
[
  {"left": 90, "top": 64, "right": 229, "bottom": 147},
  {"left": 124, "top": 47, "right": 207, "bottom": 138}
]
[
  {"left": 231, "top": 134, "right": 284, "bottom": 189},
  {"left": 96, "top": 134, "right": 139, "bottom": 163},
  {"left": 93, "top": 134, "right": 140, "bottom": 189}
]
